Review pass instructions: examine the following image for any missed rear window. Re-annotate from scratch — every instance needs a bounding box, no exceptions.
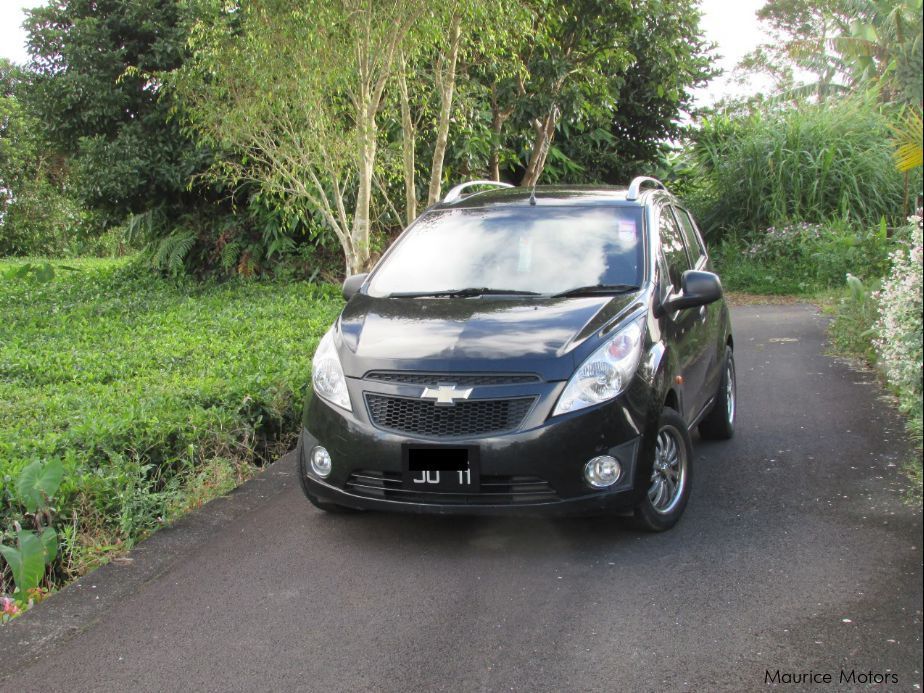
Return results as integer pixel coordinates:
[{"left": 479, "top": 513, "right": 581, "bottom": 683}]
[
  {"left": 367, "top": 206, "right": 645, "bottom": 297},
  {"left": 673, "top": 207, "right": 705, "bottom": 266}
]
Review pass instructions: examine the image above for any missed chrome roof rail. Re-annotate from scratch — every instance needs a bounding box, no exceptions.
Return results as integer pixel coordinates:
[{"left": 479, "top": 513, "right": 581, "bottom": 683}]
[
  {"left": 626, "top": 176, "right": 666, "bottom": 201},
  {"left": 442, "top": 180, "right": 514, "bottom": 204}
]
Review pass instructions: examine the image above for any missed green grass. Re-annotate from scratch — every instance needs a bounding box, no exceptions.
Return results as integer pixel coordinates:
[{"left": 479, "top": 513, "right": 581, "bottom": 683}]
[{"left": 1, "top": 258, "right": 343, "bottom": 590}]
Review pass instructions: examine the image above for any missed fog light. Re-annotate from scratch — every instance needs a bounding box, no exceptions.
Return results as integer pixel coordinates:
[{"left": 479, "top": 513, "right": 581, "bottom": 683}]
[
  {"left": 310, "top": 446, "right": 332, "bottom": 478},
  {"left": 584, "top": 455, "right": 622, "bottom": 488}
]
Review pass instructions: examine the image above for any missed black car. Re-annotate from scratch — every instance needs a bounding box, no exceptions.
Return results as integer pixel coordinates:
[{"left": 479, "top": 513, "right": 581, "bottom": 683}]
[{"left": 297, "top": 178, "right": 735, "bottom": 531}]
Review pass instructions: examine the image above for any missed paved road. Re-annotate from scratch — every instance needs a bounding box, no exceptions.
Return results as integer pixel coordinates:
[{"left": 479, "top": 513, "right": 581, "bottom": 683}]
[{"left": 1, "top": 304, "right": 921, "bottom": 692}]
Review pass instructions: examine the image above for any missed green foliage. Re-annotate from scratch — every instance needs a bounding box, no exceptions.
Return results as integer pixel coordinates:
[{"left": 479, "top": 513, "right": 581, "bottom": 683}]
[
  {"left": 829, "top": 216, "right": 923, "bottom": 498},
  {"left": 0, "top": 530, "right": 51, "bottom": 599},
  {"left": 828, "top": 273, "right": 880, "bottom": 362},
  {"left": 689, "top": 99, "right": 906, "bottom": 238},
  {"left": 712, "top": 220, "right": 892, "bottom": 294},
  {"left": 0, "top": 460, "right": 63, "bottom": 606},
  {"left": 23, "top": 1, "right": 200, "bottom": 225},
  {"left": 174, "top": 0, "right": 713, "bottom": 275},
  {"left": 0, "top": 59, "right": 96, "bottom": 257},
  {"left": 0, "top": 258, "right": 343, "bottom": 592},
  {"left": 892, "top": 107, "right": 923, "bottom": 172},
  {"left": 873, "top": 216, "right": 923, "bottom": 414},
  {"left": 741, "top": 0, "right": 923, "bottom": 106},
  {"left": 15, "top": 460, "right": 65, "bottom": 515},
  {"left": 551, "top": 0, "right": 715, "bottom": 183}
]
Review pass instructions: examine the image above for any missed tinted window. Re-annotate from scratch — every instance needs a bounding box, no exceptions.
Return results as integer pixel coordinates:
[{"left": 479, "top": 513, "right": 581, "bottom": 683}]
[
  {"left": 658, "top": 209, "right": 691, "bottom": 290},
  {"left": 367, "top": 206, "right": 645, "bottom": 297},
  {"left": 674, "top": 207, "right": 704, "bottom": 266}
]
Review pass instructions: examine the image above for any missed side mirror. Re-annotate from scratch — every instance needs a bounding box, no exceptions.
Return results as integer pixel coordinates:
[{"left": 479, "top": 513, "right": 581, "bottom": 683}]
[
  {"left": 342, "top": 273, "right": 369, "bottom": 301},
  {"left": 662, "top": 270, "right": 723, "bottom": 313}
]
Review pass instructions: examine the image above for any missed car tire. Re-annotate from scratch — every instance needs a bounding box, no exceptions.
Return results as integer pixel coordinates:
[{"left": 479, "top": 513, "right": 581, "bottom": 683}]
[
  {"left": 698, "top": 346, "right": 736, "bottom": 440},
  {"left": 632, "top": 407, "right": 692, "bottom": 532}
]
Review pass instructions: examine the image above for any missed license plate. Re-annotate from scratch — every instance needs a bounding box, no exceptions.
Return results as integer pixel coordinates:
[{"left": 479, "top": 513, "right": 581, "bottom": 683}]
[{"left": 403, "top": 446, "right": 480, "bottom": 491}]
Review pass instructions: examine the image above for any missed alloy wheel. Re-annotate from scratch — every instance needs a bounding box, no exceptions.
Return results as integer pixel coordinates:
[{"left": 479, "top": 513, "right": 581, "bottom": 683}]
[
  {"left": 726, "top": 357, "right": 736, "bottom": 424},
  {"left": 648, "top": 424, "right": 688, "bottom": 514}
]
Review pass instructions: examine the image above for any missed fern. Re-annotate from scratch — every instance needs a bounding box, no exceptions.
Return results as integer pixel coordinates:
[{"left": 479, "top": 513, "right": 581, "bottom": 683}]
[
  {"left": 220, "top": 241, "right": 242, "bottom": 270},
  {"left": 154, "top": 231, "right": 197, "bottom": 274}
]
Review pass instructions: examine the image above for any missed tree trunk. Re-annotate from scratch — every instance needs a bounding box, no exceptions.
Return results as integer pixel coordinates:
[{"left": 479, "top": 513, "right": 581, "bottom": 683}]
[
  {"left": 397, "top": 55, "right": 417, "bottom": 226},
  {"left": 351, "top": 95, "right": 376, "bottom": 274},
  {"left": 427, "top": 13, "right": 463, "bottom": 206},
  {"left": 520, "top": 106, "right": 560, "bottom": 188},
  {"left": 488, "top": 90, "right": 513, "bottom": 182}
]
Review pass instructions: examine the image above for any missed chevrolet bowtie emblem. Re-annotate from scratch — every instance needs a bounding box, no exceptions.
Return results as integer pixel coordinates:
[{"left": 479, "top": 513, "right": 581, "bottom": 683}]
[{"left": 421, "top": 383, "right": 474, "bottom": 406}]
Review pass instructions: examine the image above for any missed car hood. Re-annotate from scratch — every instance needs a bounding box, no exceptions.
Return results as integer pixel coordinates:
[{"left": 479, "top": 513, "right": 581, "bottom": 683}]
[{"left": 336, "top": 292, "right": 641, "bottom": 381}]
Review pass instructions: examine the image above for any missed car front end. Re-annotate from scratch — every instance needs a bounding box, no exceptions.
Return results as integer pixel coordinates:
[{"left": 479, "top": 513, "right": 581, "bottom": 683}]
[{"left": 298, "top": 291, "right": 662, "bottom": 516}]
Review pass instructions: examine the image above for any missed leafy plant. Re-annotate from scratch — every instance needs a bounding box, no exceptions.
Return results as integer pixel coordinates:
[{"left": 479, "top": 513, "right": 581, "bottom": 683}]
[
  {"left": 1, "top": 460, "right": 64, "bottom": 609},
  {"left": 892, "top": 107, "right": 923, "bottom": 172}
]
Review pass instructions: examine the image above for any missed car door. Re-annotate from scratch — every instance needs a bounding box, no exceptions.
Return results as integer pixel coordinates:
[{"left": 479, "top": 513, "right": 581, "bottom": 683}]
[
  {"left": 672, "top": 205, "right": 724, "bottom": 402},
  {"left": 656, "top": 205, "right": 710, "bottom": 424}
]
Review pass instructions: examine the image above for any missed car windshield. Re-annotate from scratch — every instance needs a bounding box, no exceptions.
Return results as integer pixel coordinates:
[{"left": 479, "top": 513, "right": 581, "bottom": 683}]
[{"left": 366, "top": 206, "right": 645, "bottom": 297}]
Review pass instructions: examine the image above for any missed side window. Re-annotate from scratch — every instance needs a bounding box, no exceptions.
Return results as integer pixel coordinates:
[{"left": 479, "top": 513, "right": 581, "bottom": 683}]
[
  {"left": 658, "top": 208, "right": 691, "bottom": 290},
  {"left": 674, "top": 207, "right": 705, "bottom": 267}
]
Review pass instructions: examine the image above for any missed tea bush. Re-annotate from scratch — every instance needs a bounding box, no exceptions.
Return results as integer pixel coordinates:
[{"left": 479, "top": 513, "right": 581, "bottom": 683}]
[{"left": 0, "top": 258, "right": 342, "bottom": 593}]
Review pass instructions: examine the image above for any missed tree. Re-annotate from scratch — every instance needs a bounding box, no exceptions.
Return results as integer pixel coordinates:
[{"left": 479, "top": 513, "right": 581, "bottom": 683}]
[
  {"left": 176, "top": 0, "right": 715, "bottom": 275},
  {"left": 739, "top": 0, "right": 924, "bottom": 105},
  {"left": 0, "top": 59, "right": 85, "bottom": 256},
  {"left": 555, "top": 0, "right": 715, "bottom": 182},
  {"left": 509, "top": 0, "right": 637, "bottom": 188},
  {"left": 178, "top": 0, "right": 430, "bottom": 274},
  {"left": 24, "top": 0, "right": 214, "bottom": 231},
  {"left": 462, "top": 0, "right": 712, "bottom": 188}
]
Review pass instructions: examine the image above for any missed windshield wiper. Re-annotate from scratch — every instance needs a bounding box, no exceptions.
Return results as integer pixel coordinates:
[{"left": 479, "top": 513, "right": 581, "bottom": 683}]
[
  {"left": 552, "top": 283, "right": 640, "bottom": 298},
  {"left": 387, "top": 287, "right": 542, "bottom": 299}
]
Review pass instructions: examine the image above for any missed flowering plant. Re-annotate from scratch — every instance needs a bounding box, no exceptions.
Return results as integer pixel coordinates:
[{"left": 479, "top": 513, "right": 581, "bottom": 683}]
[{"left": 873, "top": 215, "right": 924, "bottom": 413}]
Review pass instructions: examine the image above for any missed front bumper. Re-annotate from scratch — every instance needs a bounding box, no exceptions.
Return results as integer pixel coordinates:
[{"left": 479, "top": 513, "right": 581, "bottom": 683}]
[{"left": 298, "top": 384, "right": 655, "bottom": 516}]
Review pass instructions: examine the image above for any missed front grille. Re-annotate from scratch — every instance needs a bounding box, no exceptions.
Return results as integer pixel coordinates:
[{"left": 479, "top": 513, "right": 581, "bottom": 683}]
[
  {"left": 364, "top": 372, "right": 541, "bottom": 387},
  {"left": 365, "top": 394, "right": 535, "bottom": 437},
  {"left": 345, "top": 471, "right": 559, "bottom": 504}
]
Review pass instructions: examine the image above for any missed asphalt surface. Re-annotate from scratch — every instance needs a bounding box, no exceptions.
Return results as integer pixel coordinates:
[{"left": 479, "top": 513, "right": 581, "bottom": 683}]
[{"left": 1, "top": 304, "right": 921, "bottom": 692}]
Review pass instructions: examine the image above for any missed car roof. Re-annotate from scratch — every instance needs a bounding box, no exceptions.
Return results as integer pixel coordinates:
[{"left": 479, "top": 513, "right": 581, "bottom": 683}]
[{"left": 433, "top": 184, "right": 671, "bottom": 210}]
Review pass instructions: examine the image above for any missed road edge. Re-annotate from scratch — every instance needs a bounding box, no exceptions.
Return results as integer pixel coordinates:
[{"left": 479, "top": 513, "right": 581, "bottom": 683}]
[{"left": 0, "top": 452, "right": 298, "bottom": 679}]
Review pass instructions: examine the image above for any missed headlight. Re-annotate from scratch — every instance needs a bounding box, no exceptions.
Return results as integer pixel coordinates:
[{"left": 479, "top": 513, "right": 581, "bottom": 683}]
[
  {"left": 312, "top": 327, "right": 352, "bottom": 411},
  {"left": 552, "top": 316, "right": 645, "bottom": 416}
]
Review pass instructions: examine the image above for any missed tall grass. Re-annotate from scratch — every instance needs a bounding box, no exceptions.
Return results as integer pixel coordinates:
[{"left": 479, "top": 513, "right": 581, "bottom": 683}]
[{"left": 688, "top": 98, "right": 908, "bottom": 239}]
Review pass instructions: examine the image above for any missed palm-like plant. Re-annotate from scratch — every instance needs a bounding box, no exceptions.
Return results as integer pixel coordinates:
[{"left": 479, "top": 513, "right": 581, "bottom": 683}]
[{"left": 892, "top": 107, "right": 923, "bottom": 172}]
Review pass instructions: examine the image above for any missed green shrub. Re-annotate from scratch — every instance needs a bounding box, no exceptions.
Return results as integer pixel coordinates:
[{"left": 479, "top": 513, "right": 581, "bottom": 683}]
[
  {"left": 689, "top": 99, "right": 908, "bottom": 239},
  {"left": 873, "top": 216, "right": 923, "bottom": 426},
  {"left": 828, "top": 274, "right": 879, "bottom": 364},
  {"left": 712, "top": 220, "right": 891, "bottom": 294},
  {"left": 0, "top": 258, "right": 342, "bottom": 592},
  {"left": 830, "top": 216, "right": 923, "bottom": 498}
]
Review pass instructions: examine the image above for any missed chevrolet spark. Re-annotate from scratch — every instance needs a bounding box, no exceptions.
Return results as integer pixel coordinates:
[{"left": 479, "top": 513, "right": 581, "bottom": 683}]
[{"left": 296, "top": 177, "right": 735, "bottom": 531}]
